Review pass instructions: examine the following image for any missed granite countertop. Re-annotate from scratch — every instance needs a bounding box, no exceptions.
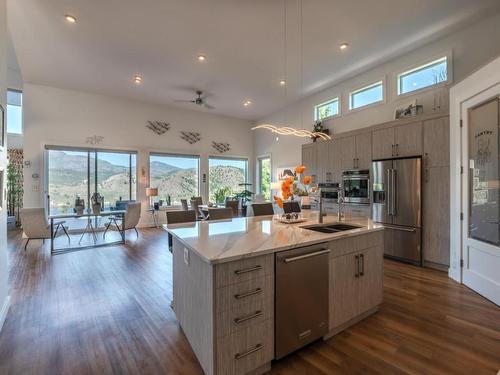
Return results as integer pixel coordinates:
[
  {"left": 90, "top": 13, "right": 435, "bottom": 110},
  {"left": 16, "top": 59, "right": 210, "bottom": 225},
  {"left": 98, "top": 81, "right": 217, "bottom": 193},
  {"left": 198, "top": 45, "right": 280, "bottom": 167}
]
[{"left": 163, "top": 211, "right": 384, "bottom": 265}]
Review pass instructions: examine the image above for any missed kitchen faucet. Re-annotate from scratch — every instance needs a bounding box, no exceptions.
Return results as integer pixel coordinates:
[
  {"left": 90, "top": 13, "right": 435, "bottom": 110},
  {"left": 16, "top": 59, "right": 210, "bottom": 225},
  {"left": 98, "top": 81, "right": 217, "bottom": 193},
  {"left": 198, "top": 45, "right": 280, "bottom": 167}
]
[
  {"left": 318, "top": 188, "right": 324, "bottom": 224},
  {"left": 337, "top": 196, "right": 345, "bottom": 222}
]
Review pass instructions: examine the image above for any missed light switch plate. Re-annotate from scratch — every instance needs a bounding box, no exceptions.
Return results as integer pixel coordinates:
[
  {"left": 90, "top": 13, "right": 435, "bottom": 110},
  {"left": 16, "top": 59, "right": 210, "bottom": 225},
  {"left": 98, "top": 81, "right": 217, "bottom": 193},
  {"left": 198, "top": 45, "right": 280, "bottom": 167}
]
[{"left": 184, "top": 247, "right": 190, "bottom": 266}]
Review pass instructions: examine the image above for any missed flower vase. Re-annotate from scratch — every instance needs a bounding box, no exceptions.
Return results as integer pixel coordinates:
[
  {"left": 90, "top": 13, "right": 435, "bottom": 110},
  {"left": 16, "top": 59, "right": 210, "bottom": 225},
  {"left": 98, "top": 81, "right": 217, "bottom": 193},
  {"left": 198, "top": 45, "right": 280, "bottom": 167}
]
[{"left": 300, "top": 196, "right": 311, "bottom": 209}]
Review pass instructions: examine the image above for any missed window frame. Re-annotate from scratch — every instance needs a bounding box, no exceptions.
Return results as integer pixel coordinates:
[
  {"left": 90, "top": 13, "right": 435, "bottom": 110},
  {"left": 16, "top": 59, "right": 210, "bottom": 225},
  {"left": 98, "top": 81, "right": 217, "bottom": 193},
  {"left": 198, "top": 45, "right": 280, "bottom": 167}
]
[
  {"left": 349, "top": 80, "right": 385, "bottom": 112},
  {"left": 149, "top": 152, "right": 200, "bottom": 207},
  {"left": 208, "top": 156, "right": 249, "bottom": 201},
  {"left": 256, "top": 155, "right": 272, "bottom": 201},
  {"left": 314, "top": 97, "right": 340, "bottom": 121},
  {"left": 45, "top": 145, "right": 138, "bottom": 215},
  {"left": 6, "top": 88, "right": 23, "bottom": 135},
  {"left": 396, "top": 54, "right": 452, "bottom": 97}
]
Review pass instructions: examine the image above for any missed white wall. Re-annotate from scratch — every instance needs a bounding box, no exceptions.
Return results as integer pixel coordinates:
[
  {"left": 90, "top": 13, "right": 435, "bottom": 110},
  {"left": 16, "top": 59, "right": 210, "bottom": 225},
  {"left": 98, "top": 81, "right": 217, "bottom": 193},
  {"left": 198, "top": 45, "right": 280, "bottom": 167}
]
[
  {"left": 0, "top": 0, "right": 11, "bottom": 332},
  {"left": 23, "top": 84, "right": 255, "bottom": 226},
  {"left": 255, "top": 11, "right": 500, "bottom": 181}
]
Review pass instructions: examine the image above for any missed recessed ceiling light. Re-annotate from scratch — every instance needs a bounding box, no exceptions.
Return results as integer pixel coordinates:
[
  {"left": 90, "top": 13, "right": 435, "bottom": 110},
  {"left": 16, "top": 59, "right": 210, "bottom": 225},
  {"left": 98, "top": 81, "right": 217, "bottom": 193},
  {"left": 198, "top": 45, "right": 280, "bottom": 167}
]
[
  {"left": 340, "top": 43, "right": 349, "bottom": 50},
  {"left": 243, "top": 100, "right": 252, "bottom": 107},
  {"left": 197, "top": 54, "right": 206, "bottom": 62},
  {"left": 279, "top": 80, "right": 286, "bottom": 86},
  {"left": 65, "top": 14, "right": 77, "bottom": 23},
  {"left": 133, "top": 75, "right": 143, "bottom": 85}
]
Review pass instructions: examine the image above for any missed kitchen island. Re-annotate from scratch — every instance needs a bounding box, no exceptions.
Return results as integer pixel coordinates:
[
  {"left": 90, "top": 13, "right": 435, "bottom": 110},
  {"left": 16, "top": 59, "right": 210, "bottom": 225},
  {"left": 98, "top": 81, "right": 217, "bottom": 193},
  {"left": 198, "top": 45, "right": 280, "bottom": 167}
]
[{"left": 164, "top": 212, "right": 384, "bottom": 375}]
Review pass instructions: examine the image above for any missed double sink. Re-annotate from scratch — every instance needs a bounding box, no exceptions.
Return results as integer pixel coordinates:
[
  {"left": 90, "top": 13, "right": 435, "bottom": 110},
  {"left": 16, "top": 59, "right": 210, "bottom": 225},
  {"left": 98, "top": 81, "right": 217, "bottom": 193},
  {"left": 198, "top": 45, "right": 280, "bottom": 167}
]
[{"left": 301, "top": 223, "right": 362, "bottom": 234}]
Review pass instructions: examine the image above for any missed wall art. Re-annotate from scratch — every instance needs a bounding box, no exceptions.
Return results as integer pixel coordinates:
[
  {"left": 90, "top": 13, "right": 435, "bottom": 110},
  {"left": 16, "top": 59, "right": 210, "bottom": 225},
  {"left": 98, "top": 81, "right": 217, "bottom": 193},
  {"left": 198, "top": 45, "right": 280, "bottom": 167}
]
[{"left": 147, "top": 121, "right": 170, "bottom": 135}]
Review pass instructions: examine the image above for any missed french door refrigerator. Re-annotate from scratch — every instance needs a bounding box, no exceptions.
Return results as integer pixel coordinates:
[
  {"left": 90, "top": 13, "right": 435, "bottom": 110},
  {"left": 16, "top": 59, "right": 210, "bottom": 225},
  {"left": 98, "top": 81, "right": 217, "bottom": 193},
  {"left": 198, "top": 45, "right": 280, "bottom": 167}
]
[{"left": 372, "top": 158, "right": 422, "bottom": 265}]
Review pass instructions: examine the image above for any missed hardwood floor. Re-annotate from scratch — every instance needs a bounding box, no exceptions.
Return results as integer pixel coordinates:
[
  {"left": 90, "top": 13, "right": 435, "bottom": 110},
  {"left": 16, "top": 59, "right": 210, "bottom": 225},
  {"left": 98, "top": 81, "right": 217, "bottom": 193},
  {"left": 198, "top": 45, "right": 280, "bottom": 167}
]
[{"left": 1, "top": 228, "right": 499, "bottom": 375}]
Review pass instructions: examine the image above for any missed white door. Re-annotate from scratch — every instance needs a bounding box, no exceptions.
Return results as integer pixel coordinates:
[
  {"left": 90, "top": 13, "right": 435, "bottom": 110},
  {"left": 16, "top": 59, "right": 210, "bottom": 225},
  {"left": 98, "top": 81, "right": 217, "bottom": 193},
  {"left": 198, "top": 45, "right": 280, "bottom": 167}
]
[{"left": 461, "top": 85, "right": 500, "bottom": 305}]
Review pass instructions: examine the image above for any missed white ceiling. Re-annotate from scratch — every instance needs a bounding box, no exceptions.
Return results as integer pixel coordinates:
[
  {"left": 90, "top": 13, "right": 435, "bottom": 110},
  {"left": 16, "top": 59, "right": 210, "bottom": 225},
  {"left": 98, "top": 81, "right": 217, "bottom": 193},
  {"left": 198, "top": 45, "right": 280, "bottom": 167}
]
[{"left": 7, "top": 0, "right": 500, "bottom": 121}]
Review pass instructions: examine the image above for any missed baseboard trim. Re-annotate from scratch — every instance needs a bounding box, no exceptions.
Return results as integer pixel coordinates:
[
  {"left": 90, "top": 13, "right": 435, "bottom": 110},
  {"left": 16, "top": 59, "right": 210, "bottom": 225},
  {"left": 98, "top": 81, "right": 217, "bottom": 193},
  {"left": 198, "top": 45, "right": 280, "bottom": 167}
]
[{"left": 0, "top": 296, "right": 11, "bottom": 333}]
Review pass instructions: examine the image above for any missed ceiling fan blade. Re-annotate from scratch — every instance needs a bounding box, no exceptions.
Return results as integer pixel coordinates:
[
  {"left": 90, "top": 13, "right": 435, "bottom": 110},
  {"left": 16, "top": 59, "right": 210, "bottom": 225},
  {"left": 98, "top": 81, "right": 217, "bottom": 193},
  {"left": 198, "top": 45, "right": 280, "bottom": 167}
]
[
  {"left": 174, "top": 99, "right": 196, "bottom": 103},
  {"left": 204, "top": 103, "right": 215, "bottom": 110}
]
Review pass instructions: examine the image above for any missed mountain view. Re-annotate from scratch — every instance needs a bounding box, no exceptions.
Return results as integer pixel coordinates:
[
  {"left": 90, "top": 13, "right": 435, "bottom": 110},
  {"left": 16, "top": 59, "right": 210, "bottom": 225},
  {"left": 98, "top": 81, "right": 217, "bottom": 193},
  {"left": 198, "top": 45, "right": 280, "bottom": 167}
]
[{"left": 48, "top": 151, "right": 246, "bottom": 213}]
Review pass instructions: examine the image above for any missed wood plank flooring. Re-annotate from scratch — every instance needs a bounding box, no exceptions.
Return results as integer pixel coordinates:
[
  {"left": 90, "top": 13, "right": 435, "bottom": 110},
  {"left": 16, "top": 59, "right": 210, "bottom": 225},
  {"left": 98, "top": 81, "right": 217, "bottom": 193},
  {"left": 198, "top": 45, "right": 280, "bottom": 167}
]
[{"left": 0, "top": 228, "right": 499, "bottom": 375}]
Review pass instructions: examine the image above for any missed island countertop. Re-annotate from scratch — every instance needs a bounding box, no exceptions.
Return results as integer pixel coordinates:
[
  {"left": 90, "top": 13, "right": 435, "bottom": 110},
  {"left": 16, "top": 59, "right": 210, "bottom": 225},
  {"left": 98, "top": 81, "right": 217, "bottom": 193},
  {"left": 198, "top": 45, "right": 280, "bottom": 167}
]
[{"left": 163, "top": 211, "right": 384, "bottom": 264}]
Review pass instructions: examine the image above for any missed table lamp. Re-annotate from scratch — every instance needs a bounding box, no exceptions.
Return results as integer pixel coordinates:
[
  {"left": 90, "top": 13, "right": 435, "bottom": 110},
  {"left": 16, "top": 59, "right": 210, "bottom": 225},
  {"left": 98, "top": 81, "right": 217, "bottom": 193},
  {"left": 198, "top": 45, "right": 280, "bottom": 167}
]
[{"left": 146, "top": 187, "right": 158, "bottom": 209}]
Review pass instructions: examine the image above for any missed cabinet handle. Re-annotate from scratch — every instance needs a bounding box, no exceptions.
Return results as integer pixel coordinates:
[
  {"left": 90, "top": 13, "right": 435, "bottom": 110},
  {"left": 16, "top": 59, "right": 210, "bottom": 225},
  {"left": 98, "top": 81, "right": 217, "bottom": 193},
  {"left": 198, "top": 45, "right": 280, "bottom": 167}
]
[
  {"left": 234, "top": 344, "right": 263, "bottom": 360},
  {"left": 355, "top": 255, "right": 359, "bottom": 277},
  {"left": 391, "top": 144, "right": 395, "bottom": 157},
  {"left": 395, "top": 143, "right": 399, "bottom": 156},
  {"left": 234, "top": 265, "right": 262, "bottom": 275},
  {"left": 425, "top": 168, "right": 429, "bottom": 183},
  {"left": 359, "top": 254, "right": 364, "bottom": 276},
  {"left": 234, "top": 288, "right": 262, "bottom": 300},
  {"left": 234, "top": 310, "right": 263, "bottom": 324}
]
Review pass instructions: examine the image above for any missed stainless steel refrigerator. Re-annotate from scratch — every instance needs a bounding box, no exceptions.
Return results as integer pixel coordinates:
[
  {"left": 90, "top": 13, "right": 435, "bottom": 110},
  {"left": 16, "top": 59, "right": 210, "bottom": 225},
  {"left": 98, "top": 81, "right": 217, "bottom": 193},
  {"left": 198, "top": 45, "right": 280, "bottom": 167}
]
[{"left": 372, "top": 158, "right": 422, "bottom": 265}]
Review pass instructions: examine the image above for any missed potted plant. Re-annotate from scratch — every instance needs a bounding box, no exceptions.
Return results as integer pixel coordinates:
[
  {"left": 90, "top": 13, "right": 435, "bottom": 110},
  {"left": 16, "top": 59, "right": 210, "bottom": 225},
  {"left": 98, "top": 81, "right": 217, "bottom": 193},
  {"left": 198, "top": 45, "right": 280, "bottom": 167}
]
[
  {"left": 236, "top": 183, "right": 254, "bottom": 216},
  {"left": 312, "top": 121, "right": 330, "bottom": 142},
  {"left": 214, "top": 187, "right": 232, "bottom": 205}
]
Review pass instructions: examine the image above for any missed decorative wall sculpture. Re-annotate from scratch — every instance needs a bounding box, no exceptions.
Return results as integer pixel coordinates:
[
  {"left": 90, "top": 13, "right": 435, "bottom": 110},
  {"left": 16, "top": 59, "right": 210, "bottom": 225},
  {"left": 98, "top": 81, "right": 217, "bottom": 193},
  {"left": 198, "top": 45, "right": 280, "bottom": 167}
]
[
  {"left": 180, "top": 131, "right": 201, "bottom": 144},
  {"left": 146, "top": 121, "right": 170, "bottom": 135},
  {"left": 212, "top": 141, "right": 230, "bottom": 153},
  {"left": 85, "top": 135, "right": 104, "bottom": 145}
]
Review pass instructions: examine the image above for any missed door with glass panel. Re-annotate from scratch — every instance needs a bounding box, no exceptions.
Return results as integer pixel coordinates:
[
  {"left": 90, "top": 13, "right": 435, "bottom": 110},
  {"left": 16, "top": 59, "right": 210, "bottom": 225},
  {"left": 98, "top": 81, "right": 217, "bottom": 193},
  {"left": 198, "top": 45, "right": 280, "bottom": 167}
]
[{"left": 462, "top": 91, "right": 500, "bottom": 305}]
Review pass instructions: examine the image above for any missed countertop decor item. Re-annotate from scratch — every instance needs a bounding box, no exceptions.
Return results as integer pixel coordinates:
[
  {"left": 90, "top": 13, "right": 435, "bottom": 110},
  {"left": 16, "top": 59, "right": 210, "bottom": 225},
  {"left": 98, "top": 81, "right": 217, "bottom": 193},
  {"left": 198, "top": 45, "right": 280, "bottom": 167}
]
[
  {"left": 274, "top": 165, "right": 314, "bottom": 210},
  {"left": 277, "top": 212, "right": 306, "bottom": 224},
  {"left": 146, "top": 121, "right": 170, "bottom": 135},
  {"left": 180, "top": 131, "right": 201, "bottom": 144}
]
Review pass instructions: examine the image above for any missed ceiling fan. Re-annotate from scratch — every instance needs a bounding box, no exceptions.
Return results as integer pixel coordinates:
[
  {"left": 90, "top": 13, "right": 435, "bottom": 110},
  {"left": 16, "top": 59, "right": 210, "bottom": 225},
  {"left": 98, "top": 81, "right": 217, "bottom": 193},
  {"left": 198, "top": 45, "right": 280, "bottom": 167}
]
[{"left": 175, "top": 90, "right": 215, "bottom": 110}]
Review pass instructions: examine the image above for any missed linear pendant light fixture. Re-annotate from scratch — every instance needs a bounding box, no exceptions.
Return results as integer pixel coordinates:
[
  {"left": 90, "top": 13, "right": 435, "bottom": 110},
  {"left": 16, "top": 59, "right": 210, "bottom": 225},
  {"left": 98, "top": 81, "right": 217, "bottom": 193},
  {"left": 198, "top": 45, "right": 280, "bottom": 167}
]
[{"left": 252, "top": 0, "right": 331, "bottom": 141}]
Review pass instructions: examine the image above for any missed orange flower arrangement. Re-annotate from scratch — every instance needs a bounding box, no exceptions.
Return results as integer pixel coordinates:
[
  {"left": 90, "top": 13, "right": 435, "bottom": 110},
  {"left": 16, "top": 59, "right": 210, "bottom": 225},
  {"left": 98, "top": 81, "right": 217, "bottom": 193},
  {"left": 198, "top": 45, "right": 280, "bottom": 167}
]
[{"left": 274, "top": 165, "right": 314, "bottom": 206}]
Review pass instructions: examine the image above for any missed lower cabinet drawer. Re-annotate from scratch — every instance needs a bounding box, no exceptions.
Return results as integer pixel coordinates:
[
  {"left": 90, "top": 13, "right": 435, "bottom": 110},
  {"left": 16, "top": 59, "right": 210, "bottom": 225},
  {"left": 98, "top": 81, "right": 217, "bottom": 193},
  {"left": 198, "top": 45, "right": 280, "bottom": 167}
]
[
  {"left": 216, "top": 275, "right": 273, "bottom": 313},
  {"left": 216, "top": 298, "right": 273, "bottom": 338},
  {"left": 216, "top": 319, "right": 274, "bottom": 375}
]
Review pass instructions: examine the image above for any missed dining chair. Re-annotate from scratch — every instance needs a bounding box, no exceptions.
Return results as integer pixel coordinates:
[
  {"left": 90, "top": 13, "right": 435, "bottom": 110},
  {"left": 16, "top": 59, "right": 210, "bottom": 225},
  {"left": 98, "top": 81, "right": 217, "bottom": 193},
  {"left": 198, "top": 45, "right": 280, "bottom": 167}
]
[
  {"left": 208, "top": 207, "right": 233, "bottom": 220},
  {"left": 103, "top": 202, "right": 141, "bottom": 238},
  {"left": 225, "top": 200, "right": 239, "bottom": 216},
  {"left": 283, "top": 201, "right": 301, "bottom": 214},
  {"left": 180, "top": 199, "right": 189, "bottom": 211},
  {"left": 20, "top": 208, "right": 70, "bottom": 251},
  {"left": 252, "top": 203, "right": 274, "bottom": 216},
  {"left": 166, "top": 210, "right": 197, "bottom": 252}
]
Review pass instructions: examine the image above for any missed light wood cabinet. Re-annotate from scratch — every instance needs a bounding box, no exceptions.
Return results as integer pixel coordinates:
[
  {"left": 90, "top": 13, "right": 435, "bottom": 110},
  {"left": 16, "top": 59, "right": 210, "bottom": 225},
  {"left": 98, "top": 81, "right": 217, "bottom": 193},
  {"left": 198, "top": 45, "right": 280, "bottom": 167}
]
[
  {"left": 372, "top": 127, "right": 394, "bottom": 160},
  {"left": 394, "top": 121, "right": 422, "bottom": 157},
  {"left": 301, "top": 143, "right": 317, "bottom": 182},
  {"left": 328, "top": 139, "right": 342, "bottom": 183},
  {"left": 339, "top": 136, "right": 356, "bottom": 170},
  {"left": 316, "top": 140, "right": 330, "bottom": 183},
  {"left": 372, "top": 121, "right": 423, "bottom": 159},
  {"left": 339, "top": 133, "right": 372, "bottom": 170},
  {"left": 423, "top": 166, "right": 450, "bottom": 268},
  {"left": 423, "top": 116, "right": 449, "bottom": 168},
  {"left": 329, "top": 241, "right": 384, "bottom": 330},
  {"left": 355, "top": 132, "right": 372, "bottom": 169}
]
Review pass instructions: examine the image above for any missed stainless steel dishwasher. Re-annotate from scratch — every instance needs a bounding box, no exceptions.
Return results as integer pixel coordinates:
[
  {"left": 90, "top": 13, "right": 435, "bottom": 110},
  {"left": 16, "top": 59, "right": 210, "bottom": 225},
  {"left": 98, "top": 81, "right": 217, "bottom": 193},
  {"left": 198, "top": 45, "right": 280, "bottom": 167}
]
[{"left": 275, "top": 244, "right": 330, "bottom": 359}]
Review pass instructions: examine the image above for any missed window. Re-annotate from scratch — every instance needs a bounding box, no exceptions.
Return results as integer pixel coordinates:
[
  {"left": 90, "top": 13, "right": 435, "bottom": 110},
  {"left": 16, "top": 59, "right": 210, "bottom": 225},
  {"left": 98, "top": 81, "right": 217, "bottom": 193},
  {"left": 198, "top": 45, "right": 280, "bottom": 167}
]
[
  {"left": 397, "top": 56, "right": 448, "bottom": 95},
  {"left": 7, "top": 89, "right": 22, "bottom": 134},
  {"left": 209, "top": 157, "right": 248, "bottom": 202},
  {"left": 349, "top": 81, "right": 383, "bottom": 110},
  {"left": 149, "top": 153, "right": 199, "bottom": 205},
  {"left": 47, "top": 147, "right": 137, "bottom": 216},
  {"left": 258, "top": 157, "right": 271, "bottom": 201},
  {"left": 314, "top": 98, "right": 339, "bottom": 121}
]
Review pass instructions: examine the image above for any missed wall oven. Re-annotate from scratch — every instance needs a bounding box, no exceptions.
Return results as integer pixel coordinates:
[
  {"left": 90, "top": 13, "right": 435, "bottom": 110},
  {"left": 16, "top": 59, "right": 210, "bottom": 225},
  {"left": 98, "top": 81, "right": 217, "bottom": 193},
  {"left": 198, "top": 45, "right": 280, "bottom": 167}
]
[
  {"left": 342, "top": 170, "right": 370, "bottom": 204},
  {"left": 318, "top": 183, "right": 340, "bottom": 202}
]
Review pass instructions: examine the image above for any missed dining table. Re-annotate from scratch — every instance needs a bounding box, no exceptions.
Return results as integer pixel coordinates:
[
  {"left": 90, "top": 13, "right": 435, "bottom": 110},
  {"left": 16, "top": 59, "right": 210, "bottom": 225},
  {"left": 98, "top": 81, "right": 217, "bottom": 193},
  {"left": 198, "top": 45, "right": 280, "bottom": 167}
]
[{"left": 48, "top": 210, "right": 126, "bottom": 255}]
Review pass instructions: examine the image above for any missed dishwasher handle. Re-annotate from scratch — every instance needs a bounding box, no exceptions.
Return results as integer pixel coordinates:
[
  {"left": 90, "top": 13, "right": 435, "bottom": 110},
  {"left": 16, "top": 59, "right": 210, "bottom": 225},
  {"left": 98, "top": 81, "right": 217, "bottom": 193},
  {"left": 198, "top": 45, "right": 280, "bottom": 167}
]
[{"left": 283, "top": 249, "right": 330, "bottom": 263}]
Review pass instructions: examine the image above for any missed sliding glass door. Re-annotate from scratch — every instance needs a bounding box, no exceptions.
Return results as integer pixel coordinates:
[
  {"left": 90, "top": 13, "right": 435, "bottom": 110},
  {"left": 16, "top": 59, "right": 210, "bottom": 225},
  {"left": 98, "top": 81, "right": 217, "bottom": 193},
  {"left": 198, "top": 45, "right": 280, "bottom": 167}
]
[{"left": 47, "top": 147, "right": 137, "bottom": 215}]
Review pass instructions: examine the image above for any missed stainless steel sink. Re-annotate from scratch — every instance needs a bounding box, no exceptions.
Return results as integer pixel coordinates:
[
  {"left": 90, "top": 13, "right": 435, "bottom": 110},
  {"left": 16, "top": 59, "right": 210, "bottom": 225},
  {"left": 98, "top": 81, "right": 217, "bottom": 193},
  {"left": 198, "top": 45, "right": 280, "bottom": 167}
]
[{"left": 301, "top": 223, "right": 362, "bottom": 233}]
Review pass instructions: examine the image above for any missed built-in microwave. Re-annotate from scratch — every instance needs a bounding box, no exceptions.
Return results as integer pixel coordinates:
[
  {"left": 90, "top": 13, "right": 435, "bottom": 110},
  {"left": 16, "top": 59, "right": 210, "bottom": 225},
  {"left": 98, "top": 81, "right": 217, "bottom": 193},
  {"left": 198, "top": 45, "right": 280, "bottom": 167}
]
[{"left": 342, "top": 170, "right": 370, "bottom": 204}]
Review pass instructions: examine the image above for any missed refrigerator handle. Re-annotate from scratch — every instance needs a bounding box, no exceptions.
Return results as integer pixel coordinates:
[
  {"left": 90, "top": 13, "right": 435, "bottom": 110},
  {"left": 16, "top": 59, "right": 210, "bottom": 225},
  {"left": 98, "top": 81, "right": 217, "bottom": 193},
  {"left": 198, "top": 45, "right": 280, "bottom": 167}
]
[
  {"left": 391, "top": 169, "right": 397, "bottom": 216},
  {"left": 386, "top": 169, "right": 392, "bottom": 216}
]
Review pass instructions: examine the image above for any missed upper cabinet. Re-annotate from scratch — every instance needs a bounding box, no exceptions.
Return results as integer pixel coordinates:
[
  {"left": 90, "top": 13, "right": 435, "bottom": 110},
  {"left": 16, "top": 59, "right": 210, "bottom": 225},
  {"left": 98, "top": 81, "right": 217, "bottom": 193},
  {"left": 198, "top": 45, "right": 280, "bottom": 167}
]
[
  {"left": 423, "top": 116, "right": 450, "bottom": 167},
  {"left": 340, "top": 133, "right": 372, "bottom": 170},
  {"left": 372, "top": 121, "right": 422, "bottom": 160},
  {"left": 301, "top": 143, "right": 317, "bottom": 182},
  {"left": 316, "top": 141, "right": 330, "bottom": 183}
]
